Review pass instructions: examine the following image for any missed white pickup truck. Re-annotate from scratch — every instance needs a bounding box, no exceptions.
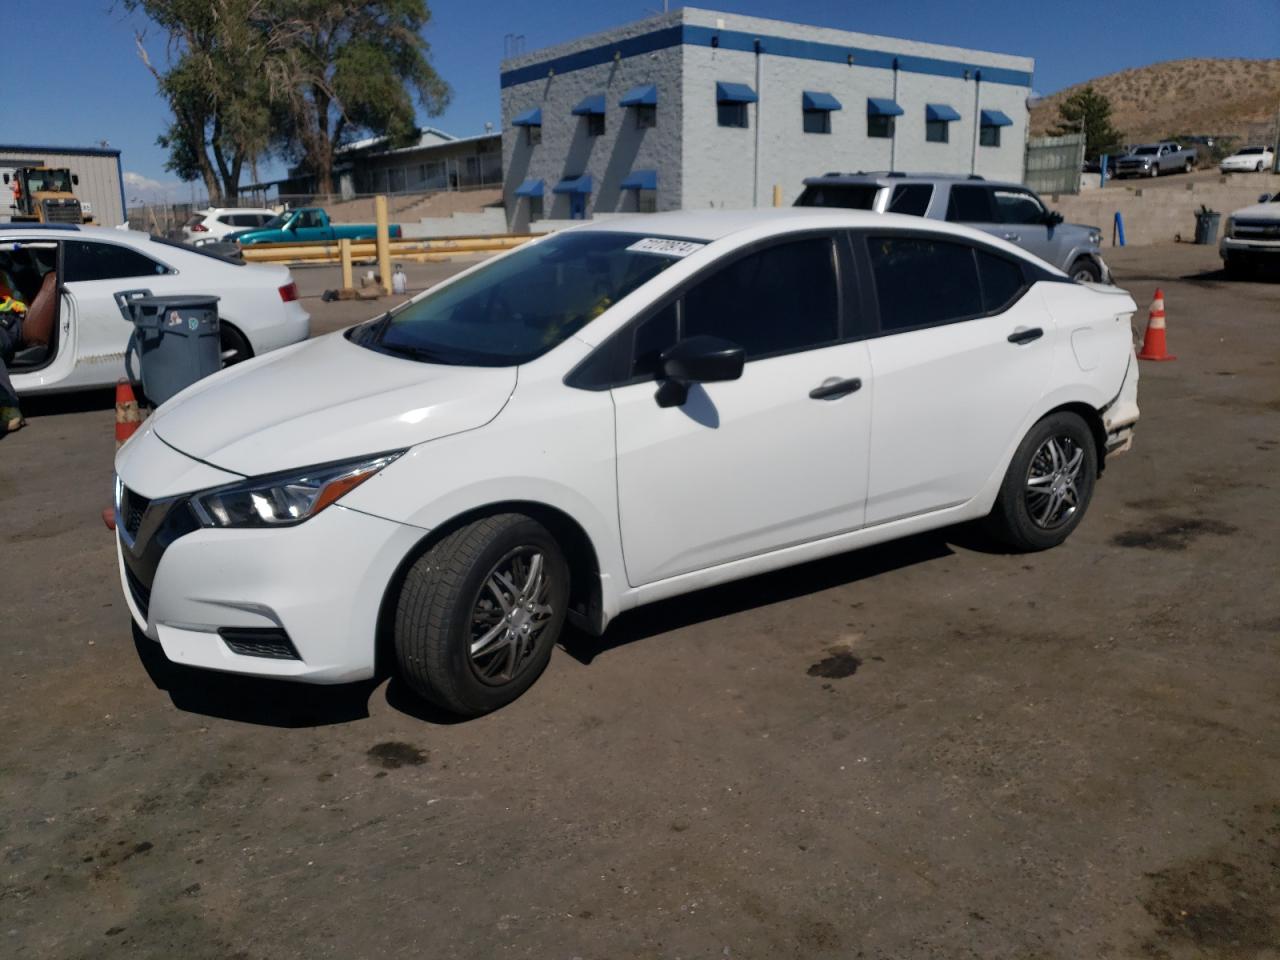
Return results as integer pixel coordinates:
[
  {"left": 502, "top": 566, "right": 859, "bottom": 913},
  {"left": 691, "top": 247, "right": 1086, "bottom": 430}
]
[
  {"left": 1220, "top": 191, "right": 1280, "bottom": 277},
  {"left": 1112, "top": 142, "right": 1197, "bottom": 179}
]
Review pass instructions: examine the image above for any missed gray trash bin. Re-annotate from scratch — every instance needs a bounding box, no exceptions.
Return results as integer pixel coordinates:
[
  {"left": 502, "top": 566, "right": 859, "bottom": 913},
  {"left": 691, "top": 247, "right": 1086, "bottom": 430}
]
[
  {"left": 117, "top": 293, "right": 221, "bottom": 406},
  {"left": 1194, "top": 211, "right": 1221, "bottom": 245}
]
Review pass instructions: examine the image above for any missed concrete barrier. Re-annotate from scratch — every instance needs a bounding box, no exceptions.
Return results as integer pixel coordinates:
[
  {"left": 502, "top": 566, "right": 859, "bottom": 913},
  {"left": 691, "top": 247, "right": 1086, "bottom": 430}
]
[{"left": 1051, "top": 173, "right": 1280, "bottom": 247}]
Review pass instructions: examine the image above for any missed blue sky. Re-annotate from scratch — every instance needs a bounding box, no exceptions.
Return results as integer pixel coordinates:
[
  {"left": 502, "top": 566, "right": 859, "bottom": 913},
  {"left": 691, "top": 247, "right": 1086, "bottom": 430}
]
[{"left": 7, "top": 0, "right": 1277, "bottom": 199}]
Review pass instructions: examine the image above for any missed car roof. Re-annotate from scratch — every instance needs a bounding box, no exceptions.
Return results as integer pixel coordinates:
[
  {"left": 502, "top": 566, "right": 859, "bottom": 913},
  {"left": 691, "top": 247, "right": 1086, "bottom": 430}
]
[
  {"left": 800, "top": 172, "right": 1031, "bottom": 192},
  {"left": 566, "top": 208, "right": 1058, "bottom": 266}
]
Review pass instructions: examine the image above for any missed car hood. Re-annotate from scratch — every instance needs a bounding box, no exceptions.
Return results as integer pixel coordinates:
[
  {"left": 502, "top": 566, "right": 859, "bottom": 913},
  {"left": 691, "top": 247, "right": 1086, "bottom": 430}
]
[
  {"left": 1229, "top": 202, "right": 1280, "bottom": 220},
  {"left": 150, "top": 332, "right": 517, "bottom": 476}
]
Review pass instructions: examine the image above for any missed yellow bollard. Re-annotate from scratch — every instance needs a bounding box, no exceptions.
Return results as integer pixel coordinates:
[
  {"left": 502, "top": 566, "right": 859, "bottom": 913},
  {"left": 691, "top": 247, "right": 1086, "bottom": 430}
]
[
  {"left": 375, "top": 196, "right": 392, "bottom": 295},
  {"left": 773, "top": 184, "right": 782, "bottom": 207},
  {"left": 339, "top": 238, "right": 353, "bottom": 291}
]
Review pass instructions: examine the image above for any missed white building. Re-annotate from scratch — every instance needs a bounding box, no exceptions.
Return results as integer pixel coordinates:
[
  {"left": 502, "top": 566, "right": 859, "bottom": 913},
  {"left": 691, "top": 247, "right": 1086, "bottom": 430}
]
[{"left": 500, "top": 7, "right": 1034, "bottom": 229}]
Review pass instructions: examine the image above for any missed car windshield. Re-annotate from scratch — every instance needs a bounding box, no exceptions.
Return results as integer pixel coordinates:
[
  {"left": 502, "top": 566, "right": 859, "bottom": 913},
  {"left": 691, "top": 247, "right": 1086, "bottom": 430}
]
[
  {"left": 1135, "top": 147, "right": 1160, "bottom": 156},
  {"left": 256, "top": 214, "right": 289, "bottom": 230},
  {"left": 794, "top": 183, "right": 879, "bottom": 209},
  {"left": 353, "top": 231, "right": 689, "bottom": 366},
  {"left": 27, "top": 169, "right": 74, "bottom": 192}
]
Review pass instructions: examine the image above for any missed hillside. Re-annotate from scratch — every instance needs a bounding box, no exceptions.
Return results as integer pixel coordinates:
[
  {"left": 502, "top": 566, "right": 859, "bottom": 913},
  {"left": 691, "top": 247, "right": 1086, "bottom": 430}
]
[{"left": 1030, "top": 58, "right": 1280, "bottom": 146}]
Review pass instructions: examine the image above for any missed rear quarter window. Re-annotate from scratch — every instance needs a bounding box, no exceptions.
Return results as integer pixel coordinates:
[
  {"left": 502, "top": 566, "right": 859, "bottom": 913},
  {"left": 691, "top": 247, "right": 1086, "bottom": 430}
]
[{"left": 976, "top": 250, "right": 1027, "bottom": 312}]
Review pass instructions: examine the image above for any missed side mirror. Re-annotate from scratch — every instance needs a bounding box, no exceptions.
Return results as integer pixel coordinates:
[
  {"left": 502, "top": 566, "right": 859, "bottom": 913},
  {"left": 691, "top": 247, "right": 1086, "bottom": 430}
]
[
  {"left": 72, "top": 175, "right": 79, "bottom": 186},
  {"left": 2, "top": 174, "right": 7, "bottom": 184},
  {"left": 655, "top": 335, "right": 745, "bottom": 407},
  {"left": 1045, "top": 210, "right": 1064, "bottom": 226},
  {"left": 1259, "top": 193, "right": 1272, "bottom": 204}
]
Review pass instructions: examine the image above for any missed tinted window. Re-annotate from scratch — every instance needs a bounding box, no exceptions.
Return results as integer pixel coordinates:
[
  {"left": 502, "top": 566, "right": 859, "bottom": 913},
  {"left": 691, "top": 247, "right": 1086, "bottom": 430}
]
[
  {"left": 945, "top": 185, "right": 995, "bottom": 222},
  {"left": 979, "top": 125, "right": 1001, "bottom": 147},
  {"left": 718, "top": 103, "right": 748, "bottom": 128},
  {"left": 993, "top": 189, "right": 1045, "bottom": 225},
  {"left": 682, "top": 238, "right": 839, "bottom": 360},
  {"left": 867, "top": 236, "right": 982, "bottom": 332},
  {"left": 795, "top": 184, "right": 879, "bottom": 209},
  {"left": 976, "top": 250, "right": 1025, "bottom": 312},
  {"left": 803, "top": 110, "right": 831, "bottom": 134},
  {"left": 888, "top": 184, "right": 933, "bottom": 217},
  {"left": 63, "top": 241, "right": 168, "bottom": 282},
  {"left": 867, "top": 115, "right": 894, "bottom": 138},
  {"left": 925, "top": 119, "right": 949, "bottom": 143}
]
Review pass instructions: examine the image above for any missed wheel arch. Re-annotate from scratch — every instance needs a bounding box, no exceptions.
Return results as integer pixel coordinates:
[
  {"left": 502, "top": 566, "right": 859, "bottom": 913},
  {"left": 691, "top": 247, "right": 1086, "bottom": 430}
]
[
  {"left": 1040, "top": 401, "right": 1108, "bottom": 475},
  {"left": 373, "top": 499, "right": 606, "bottom": 676}
]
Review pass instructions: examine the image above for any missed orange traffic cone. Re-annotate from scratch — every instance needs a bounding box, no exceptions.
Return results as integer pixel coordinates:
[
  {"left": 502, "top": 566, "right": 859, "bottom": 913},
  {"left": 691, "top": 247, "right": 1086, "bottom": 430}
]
[
  {"left": 1137, "top": 288, "right": 1176, "bottom": 361},
  {"left": 115, "top": 379, "right": 142, "bottom": 447}
]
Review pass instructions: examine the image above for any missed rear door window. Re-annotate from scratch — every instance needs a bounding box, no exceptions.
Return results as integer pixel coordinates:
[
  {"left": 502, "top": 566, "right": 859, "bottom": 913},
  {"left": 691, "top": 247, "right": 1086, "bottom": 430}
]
[
  {"left": 945, "top": 185, "right": 995, "bottom": 223},
  {"left": 63, "top": 240, "right": 170, "bottom": 282},
  {"left": 888, "top": 184, "right": 933, "bottom": 217},
  {"left": 866, "top": 235, "right": 983, "bottom": 332}
]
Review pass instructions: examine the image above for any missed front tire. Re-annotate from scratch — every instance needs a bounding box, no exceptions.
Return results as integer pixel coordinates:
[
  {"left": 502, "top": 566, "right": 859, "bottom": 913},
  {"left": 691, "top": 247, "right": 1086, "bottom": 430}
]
[
  {"left": 394, "top": 514, "right": 570, "bottom": 716},
  {"left": 1184, "top": 159, "right": 1193, "bottom": 174},
  {"left": 1149, "top": 164, "right": 1159, "bottom": 178},
  {"left": 1070, "top": 258, "right": 1103, "bottom": 283},
  {"left": 985, "top": 412, "right": 1097, "bottom": 552}
]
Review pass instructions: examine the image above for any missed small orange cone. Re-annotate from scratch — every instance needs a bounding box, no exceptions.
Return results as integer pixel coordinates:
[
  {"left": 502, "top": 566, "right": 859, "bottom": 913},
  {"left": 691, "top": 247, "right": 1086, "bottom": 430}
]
[
  {"left": 115, "top": 379, "right": 142, "bottom": 447},
  {"left": 102, "top": 507, "right": 116, "bottom": 531},
  {"left": 1137, "top": 288, "right": 1176, "bottom": 361}
]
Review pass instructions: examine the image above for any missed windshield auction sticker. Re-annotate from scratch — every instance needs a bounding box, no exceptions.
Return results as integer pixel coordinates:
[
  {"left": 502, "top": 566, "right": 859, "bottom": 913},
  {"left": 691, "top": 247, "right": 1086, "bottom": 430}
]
[{"left": 627, "top": 237, "right": 705, "bottom": 258}]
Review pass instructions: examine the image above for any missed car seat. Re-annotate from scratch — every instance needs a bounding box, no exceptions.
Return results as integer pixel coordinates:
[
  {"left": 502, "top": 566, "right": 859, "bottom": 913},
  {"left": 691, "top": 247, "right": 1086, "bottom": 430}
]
[{"left": 11, "top": 270, "right": 56, "bottom": 366}]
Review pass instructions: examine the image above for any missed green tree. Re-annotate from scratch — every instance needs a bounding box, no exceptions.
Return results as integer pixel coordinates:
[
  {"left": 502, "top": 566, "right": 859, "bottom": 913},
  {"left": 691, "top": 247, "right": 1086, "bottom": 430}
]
[
  {"left": 129, "top": 0, "right": 273, "bottom": 203},
  {"left": 1052, "top": 85, "right": 1125, "bottom": 161},
  {"left": 265, "top": 0, "right": 451, "bottom": 196}
]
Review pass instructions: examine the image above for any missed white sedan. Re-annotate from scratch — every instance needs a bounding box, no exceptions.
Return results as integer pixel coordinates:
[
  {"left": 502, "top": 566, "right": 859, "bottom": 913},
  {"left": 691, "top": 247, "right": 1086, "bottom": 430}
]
[
  {"left": 1219, "top": 146, "right": 1274, "bottom": 173},
  {"left": 114, "top": 210, "right": 1140, "bottom": 717},
  {"left": 4, "top": 224, "right": 309, "bottom": 395}
]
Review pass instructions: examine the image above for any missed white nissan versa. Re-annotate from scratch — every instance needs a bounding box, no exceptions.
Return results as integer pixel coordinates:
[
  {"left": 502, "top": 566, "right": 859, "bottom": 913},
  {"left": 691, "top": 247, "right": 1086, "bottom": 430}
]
[{"left": 114, "top": 210, "right": 1140, "bottom": 716}]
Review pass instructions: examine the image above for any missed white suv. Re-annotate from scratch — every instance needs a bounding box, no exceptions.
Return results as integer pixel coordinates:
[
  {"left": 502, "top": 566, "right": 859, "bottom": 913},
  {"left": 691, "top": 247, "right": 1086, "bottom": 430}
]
[
  {"left": 183, "top": 208, "right": 278, "bottom": 244},
  {"left": 115, "top": 210, "right": 1140, "bottom": 717}
]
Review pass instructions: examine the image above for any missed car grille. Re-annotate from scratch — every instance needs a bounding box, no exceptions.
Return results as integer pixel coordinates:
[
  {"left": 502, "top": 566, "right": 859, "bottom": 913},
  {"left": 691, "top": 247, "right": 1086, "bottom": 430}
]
[
  {"left": 219, "top": 627, "right": 301, "bottom": 661},
  {"left": 121, "top": 487, "right": 151, "bottom": 538},
  {"left": 41, "top": 200, "right": 82, "bottom": 223},
  {"left": 123, "top": 562, "right": 152, "bottom": 621},
  {"left": 1234, "top": 220, "right": 1280, "bottom": 239}
]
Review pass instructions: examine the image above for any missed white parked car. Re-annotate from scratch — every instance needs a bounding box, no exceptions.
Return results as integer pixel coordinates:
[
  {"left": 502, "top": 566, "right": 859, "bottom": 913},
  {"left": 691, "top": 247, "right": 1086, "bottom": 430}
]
[
  {"left": 114, "top": 210, "right": 1140, "bottom": 717},
  {"left": 4, "top": 224, "right": 309, "bottom": 395},
  {"left": 1219, "top": 146, "right": 1275, "bottom": 174},
  {"left": 1220, "top": 191, "right": 1280, "bottom": 277},
  {"left": 183, "top": 207, "right": 278, "bottom": 243}
]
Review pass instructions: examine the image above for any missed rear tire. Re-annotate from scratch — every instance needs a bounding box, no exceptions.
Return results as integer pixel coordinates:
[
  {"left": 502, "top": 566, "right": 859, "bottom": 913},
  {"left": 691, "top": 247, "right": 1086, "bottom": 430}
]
[
  {"left": 394, "top": 514, "right": 570, "bottom": 717},
  {"left": 984, "top": 412, "right": 1097, "bottom": 552},
  {"left": 218, "top": 323, "right": 253, "bottom": 368}
]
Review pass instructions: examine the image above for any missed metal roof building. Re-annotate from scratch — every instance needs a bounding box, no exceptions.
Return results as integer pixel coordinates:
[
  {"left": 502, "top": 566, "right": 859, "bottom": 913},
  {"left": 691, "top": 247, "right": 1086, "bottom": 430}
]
[{"left": 0, "top": 144, "right": 125, "bottom": 227}]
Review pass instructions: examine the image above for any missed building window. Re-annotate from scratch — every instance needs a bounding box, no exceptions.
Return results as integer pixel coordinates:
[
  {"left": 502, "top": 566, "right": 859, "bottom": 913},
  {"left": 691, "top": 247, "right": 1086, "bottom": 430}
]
[
  {"left": 529, "top": 196, "right": 543, "bottom": 221},
  {"left": 718, "top": 102, "right": 749, "bottom": 128},
  {"left": 635, "top": 104, "right": 656, "bottom": 129},
  {"left": 637, "top": 189, "right": 657, "bottom": 213},
  {"left": 526, "top": 125, "right": 541, "bottom": 147},
  {"left": 803, "top": 110, "right": 831, "bottom": 134},
  {"left": 587, "top": 113, "right": 605, "bottom": 137},
  {"left": 926, "top": 119, "right": 949, "bottom": 143},
  {"left": 868, "top": 115, "right": 894, "bottom": 139},
  {"left": 980, "top": 125, "right": 1001, "bottom": 147}
]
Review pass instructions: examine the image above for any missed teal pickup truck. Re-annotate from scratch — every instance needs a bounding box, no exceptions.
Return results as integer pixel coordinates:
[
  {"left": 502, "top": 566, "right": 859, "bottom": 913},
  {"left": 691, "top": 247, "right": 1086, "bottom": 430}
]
[{"left": 227, "top": 207, "right": 402, "bottom": 245}]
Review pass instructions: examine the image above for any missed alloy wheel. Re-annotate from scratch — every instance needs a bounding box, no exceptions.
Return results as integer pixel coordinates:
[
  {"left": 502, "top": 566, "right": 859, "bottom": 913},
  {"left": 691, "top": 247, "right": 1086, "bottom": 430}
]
[
  {"left": 1024, "top": 435, "right": 1085, "bottom": 530},
  {"left": 468, "top": 547, "right": 555, "bottom": 685}
]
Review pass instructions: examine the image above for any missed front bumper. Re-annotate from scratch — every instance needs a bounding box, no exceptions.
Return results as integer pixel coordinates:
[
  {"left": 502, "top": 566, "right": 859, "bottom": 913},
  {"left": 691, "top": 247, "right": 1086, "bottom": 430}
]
[
  {"left": 1220, "top": 237, "right": 1280, "bottom": 260},
  {"left": 116, "top": 487, "right": 425, "bottom": 684}
]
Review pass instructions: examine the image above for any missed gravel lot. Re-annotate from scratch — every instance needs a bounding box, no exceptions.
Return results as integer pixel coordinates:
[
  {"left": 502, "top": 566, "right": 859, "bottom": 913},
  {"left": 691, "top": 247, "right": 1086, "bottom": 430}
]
[{"left": 1, "top": 242, "right": 1277, "bottom": 960}]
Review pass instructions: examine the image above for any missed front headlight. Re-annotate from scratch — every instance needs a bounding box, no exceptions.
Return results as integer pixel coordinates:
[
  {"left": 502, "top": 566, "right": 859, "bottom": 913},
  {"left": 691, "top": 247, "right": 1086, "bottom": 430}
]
[
  {"left": 1088, "top": 229, "right": 1102, "bottom": 246},
  {"left": 1224, "top": 217, "right": 1235, "bottom": 239},
  {"left": 190, "top": 451, "right": 404, "bottom": 528}
]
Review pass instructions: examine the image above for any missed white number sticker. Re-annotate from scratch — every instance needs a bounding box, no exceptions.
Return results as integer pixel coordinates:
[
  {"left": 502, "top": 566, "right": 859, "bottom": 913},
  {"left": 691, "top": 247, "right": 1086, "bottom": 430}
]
[{"left": 626, "top": 237, "right": 705, "bottom": 258}]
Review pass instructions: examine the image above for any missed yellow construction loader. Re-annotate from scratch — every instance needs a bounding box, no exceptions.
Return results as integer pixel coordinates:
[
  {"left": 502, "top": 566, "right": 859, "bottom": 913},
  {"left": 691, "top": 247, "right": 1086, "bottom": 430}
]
[{"left": 4, "top": 166, "right": 94, "bottom": 224}]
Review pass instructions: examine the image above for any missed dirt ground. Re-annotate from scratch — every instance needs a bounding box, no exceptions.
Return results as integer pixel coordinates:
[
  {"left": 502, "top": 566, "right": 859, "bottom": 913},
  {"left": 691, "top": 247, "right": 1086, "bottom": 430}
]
[{"left": 1, "top": 243, "right": 1277, "bottom": 960}]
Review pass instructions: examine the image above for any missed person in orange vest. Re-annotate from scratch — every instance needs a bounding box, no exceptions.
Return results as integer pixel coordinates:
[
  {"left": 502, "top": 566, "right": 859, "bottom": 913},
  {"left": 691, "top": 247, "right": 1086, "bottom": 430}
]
[{"left": 0, "top": 262, "right": 28, "bottom": 436}]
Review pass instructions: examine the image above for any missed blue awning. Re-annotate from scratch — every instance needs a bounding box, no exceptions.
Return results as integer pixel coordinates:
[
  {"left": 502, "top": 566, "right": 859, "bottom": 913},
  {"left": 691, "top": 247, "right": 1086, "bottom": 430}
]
[
  {"left": 572, "top": 94, "right": 606, "bottom": 116},
  {"left": 716, "top": 81, "right": 758, "bottom": 104},
  {"left": 512, "top": 107, "right": 542, "bottom": 127},
  {"left": 514, "top": 179, "right": 544, "bottom": 198},
  {"left": 867, "top": 98, "right": 904, "bottom": 117},
  {"left": 620, "top": 169, "right": 657, "bottom": 190},
  {"left": 620, "top": 84, "right": 658, "bottom": 107},
  {"left": 802, "top": 91, "right": 843, "bottom": 112},
  {"left": 980, "top": 109, "right": 1013, "bottom": 127},
  {"left": 926, "top": 103, "right": 961, "bottom": 122},
  {"left": 553, "top": 175, "right": 593, "bottom": 195}
]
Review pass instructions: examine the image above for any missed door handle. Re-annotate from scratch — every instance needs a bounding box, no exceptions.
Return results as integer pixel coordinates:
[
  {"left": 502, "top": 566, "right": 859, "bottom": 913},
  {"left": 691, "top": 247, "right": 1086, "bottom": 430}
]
[
  {"left": 809, "top": 376, "right": 862, "bottom": 400},
  {"left": 1002, "top": 232, "right": 1021, "bottom": 242},
  {"left": 1007, "top": 327, "right": 1044, "bottom": 345}
]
